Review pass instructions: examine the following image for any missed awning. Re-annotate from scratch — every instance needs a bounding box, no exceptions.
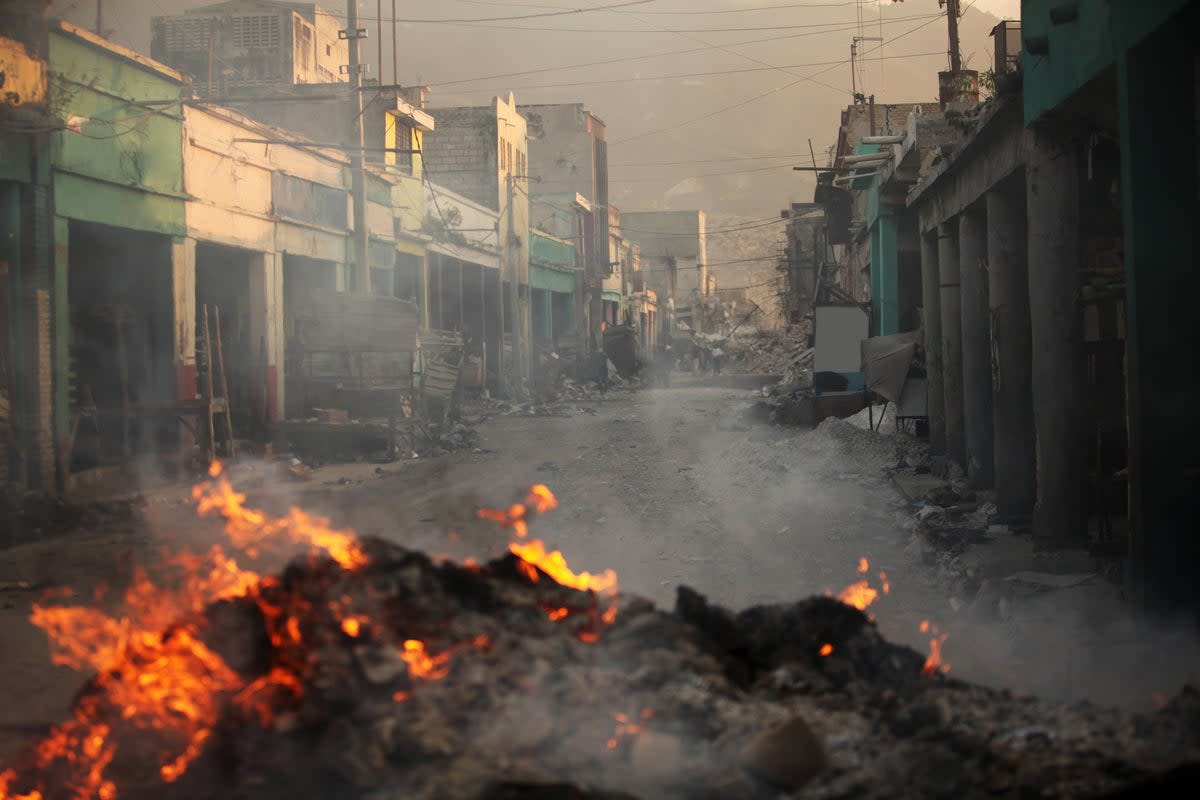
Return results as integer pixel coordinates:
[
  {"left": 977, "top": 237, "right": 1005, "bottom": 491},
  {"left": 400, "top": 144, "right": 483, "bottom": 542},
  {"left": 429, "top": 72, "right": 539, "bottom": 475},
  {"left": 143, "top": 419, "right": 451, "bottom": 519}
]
[
  {"left": 428, "top": 240, "right": 500, "bottom": 270},
  {"left": 861, "top": 330, "right": 921, "bottom": 404}
]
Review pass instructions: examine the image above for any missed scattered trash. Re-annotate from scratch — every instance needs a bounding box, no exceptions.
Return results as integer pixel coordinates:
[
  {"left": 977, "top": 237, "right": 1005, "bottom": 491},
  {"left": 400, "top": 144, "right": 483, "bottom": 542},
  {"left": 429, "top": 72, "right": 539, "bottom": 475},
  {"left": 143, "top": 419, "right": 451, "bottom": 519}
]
[
  {"left": 917, "top": 505, "right": 946, "bottom": 522},
  {"left": 1004, "top": 572, "right": 1098, "bottom": 590},
  {"left": 286, "top": 459, "right": 313, "bottom": 482}
]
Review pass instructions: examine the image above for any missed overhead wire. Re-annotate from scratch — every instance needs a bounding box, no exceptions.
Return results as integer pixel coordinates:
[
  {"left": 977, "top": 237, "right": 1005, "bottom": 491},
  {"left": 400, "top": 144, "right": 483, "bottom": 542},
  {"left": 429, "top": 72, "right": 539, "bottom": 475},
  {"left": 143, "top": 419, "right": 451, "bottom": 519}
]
[{"left": 451, "top": 49, "right": 942, "bottom": 93}]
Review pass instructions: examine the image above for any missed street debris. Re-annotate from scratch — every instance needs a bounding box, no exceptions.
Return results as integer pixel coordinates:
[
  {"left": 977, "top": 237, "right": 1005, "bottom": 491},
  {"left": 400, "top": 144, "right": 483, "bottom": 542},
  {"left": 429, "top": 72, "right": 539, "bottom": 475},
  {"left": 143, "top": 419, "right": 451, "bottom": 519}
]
[{"left": 5, "top": 485, "right": 1199, "bottom": 800}]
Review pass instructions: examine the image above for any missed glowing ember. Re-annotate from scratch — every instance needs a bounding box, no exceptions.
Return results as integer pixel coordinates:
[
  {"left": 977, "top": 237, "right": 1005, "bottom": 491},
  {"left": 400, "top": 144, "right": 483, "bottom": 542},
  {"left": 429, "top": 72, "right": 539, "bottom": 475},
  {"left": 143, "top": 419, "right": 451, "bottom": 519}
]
[
  {"left": 341, "top": 615, "right": 369, "bottom": 638},
  {"left": 879, "top": 571, "right": 890, "bottom": 594},
  {"left": 400, "top": 640, "right": 454, "bottom": 681},
  {"left": 819, "top": 643, "right": 834, "bottom": 657},
  {"left": 919, "top": 620, "right": 951, "bottom": 676},
  {"left": 605, "top": 710, "right": 649, "bottom": 751},
  {"left": 857, "top": 557, "right": 870, "bottom": 574},
  {"left": 837, "top": 580, "right": 879, "bottom": 611}
]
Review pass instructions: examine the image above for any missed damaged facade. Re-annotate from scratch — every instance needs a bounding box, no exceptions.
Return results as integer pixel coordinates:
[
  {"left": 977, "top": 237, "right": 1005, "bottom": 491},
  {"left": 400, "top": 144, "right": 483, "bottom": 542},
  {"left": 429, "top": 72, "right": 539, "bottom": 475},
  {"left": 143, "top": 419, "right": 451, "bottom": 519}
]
[
  {"left": 0, "top": 1, "right": 723, "bottom": 497},
  {"left": 781, "top": 0, "right": 1200, "bottom": 618}
]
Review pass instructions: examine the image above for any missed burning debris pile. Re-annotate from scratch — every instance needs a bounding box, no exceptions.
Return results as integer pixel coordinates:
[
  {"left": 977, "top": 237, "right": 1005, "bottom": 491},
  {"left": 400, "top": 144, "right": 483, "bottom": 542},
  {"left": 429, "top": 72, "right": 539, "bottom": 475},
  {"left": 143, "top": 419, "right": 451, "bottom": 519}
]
[{"left": 2, "top": 472, "right": 1199, "bottom": 800}]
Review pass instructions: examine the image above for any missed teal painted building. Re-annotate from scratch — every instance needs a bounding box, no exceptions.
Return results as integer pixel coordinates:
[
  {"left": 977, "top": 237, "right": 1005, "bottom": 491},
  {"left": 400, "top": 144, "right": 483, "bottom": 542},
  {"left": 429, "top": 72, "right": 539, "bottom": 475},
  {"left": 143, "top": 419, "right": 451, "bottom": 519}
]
[
  {"left": 1022, "top": 0, "right": 1199, "bottom": 617},
  {"left": 529, "top": 229, "right": 579, "bottom": 350},
  {"left": 854, "top": 141, "right": 922, "bottom": 338}
]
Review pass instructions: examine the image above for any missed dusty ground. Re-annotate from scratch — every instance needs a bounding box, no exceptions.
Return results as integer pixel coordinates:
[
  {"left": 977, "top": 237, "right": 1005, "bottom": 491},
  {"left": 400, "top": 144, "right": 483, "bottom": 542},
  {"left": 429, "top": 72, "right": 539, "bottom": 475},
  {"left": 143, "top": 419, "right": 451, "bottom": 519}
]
[{"left": 2, "top": 379, "right": 1198, "bottom": 766}]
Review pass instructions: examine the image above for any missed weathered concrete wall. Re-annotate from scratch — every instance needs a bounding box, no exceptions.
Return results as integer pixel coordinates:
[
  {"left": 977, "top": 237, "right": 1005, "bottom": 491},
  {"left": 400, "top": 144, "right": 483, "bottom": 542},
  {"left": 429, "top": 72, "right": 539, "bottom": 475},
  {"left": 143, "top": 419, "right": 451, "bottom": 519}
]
[
  {"left": 519, "top": 103, "right": 598, "bottom": 201},
  {"left": 986, "top": 176, "right": 1035, "bottom": 521},
  {"left": 919, "top": 230, "right": 945, "bottom": 454},
  {"left": 913, "top": 101, "right": 1025, "bottom": 235},
  {"left": 1026, "top": 129, "right": 1087, "bottom": 545},
  {"left": 938, "top": 222, "right": 965, "bottom": 466},
  {"left": 423, "top": 106, "right": 499, "bottom": 211}
]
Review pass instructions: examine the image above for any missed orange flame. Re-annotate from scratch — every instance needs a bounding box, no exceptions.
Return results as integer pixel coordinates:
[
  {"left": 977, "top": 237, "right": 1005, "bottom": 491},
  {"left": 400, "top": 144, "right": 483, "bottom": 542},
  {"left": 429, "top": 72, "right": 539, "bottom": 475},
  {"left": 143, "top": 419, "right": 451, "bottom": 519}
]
[
  {"left": 477, "top": 484, "right": 558, "bottom": 540},
  {"left": 879, "top": 571, "right": 890, "bottom": 594},
  {"left": 341, "top": 615, "right": 369, "bottom": 638},
  {"left": 857, "top": 557, "right": 869, "bottom": 574},
  {"left": 819, "top": 643, "right": 834, "bottom": 657},
  {"left": 509, "top": 540, "right": 618, "bottom": 595},
  {"left": 919, "top": 620, "right": 951, "bottom": 676},
  {"left": 837, "top": 580, "right": 879, "bottom": 611},
  {"left": 193, "top": 462, "right": 368, "bottom": 570},
  {"left": 400, "top": 640, "right": 455, "bottom": 681}
]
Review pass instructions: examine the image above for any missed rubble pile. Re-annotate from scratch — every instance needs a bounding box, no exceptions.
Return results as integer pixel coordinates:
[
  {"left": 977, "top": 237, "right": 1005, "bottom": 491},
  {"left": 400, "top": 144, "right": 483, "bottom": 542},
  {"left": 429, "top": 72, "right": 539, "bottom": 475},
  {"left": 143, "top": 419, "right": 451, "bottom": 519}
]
[
  {"left": 715, "top": 327, "right": 813, "bottom": 376},
  {"left": 5, "top": 532, "right": 1200, "bottom": 799}
]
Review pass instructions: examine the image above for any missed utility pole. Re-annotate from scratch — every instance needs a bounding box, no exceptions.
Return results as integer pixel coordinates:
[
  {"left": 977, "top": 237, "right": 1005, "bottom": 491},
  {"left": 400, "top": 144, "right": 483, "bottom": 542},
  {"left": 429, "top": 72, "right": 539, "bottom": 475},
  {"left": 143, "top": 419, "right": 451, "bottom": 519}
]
[
  {"left": 343, "top": 0, "right": 370, "bottom": 295},
  {"left": 95, "top": 0, "right": 102, "bottom": 37},
  {"left": 505, "top": 173, "right": 524, "bottom": 396},
  {"left": 944, "top": 0, "right": 962, "bottom": 71}
]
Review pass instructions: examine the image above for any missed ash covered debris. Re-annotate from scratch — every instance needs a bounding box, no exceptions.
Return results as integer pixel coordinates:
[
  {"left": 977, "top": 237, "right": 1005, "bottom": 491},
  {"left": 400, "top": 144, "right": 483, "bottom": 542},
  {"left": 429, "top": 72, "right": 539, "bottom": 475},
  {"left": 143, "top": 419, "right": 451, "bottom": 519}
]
[{"left": 4, "top": 537, "right": 1199, "bottom": 800}]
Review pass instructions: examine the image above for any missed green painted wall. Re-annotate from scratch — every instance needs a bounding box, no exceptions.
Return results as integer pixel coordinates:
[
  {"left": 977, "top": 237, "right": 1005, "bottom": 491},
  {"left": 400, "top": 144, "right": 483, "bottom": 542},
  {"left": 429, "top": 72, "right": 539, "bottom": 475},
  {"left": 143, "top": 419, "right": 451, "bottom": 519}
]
[
  {"left": 530, "top": 230, "right": 577, "bottom": 296},
  {"left": 530, "top": 264, "right": 575, "bottom": 295},
  {"left": 1022, "top": 0, "right": 1191, "bottom": 126},
  {"left": 48, "top": 28, "right": 186, "bottom": 235}
]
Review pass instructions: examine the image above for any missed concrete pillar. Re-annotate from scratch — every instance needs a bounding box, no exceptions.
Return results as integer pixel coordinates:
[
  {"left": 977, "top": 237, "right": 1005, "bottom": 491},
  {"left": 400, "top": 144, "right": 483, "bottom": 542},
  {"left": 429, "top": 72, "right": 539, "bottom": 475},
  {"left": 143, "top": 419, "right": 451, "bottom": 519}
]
[
  {"left": 919, "top": 230, "right": 945, "bottom": 454},
  {"left": 248, "top": 251, "right": 284, "bottom": 423},
  {"left": 937, "top": 221, "right": 965, "bottom": 467},
  {"left": 1026, "top": 129, "right": 1087, "bottom": 545},
  {"left": 52, "top": 215, "right": 69, "bottom": 490},
  {"left": 959, "top": 206, "right": 994, "bottom": 488},
  {"left": 171, "top": 237, "right": 197, "bottom": 402},
  {"left": 878, "top": 214, "right": 900, "bottom": 336},
  {"left": 869, "top": 225, "right": 882, "bottom": 335},
  {"left": 986, "top": 181, "right": 1035, "bottom": 522}
]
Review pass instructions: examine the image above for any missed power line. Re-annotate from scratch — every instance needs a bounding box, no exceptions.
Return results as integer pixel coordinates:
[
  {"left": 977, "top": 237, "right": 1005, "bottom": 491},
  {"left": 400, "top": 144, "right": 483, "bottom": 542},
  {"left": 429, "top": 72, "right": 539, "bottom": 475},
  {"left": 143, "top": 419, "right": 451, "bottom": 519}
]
[
  {"left": 451, "top": 0, "right": 857, "bottom": 11},
  {"left": 609, "top": 163, "right": 802, "bottom": 182},
  {"left": 434, "top": 16, "right": 936, "bottom": 88},
  {"left": 612, "top": 154, "right": 814, "bottom": 167},
  {"left": 464, "top": 49, "right": 942, "bottom": 93},
  {"left": 435, "top": 13, "right": 941, "bottom": 36},
  {"left": 608, "top": 10, "right": 950, "bottom": 145},
  {"left": 385, "top": 0, "right": 655, "bottom": 24}
]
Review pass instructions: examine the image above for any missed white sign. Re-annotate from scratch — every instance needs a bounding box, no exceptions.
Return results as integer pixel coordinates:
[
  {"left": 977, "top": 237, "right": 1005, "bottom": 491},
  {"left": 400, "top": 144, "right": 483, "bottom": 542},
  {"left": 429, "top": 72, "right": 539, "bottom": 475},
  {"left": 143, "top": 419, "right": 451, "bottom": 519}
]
[{"left": 814, "top": 305, "right": 869, "bottom": 373}]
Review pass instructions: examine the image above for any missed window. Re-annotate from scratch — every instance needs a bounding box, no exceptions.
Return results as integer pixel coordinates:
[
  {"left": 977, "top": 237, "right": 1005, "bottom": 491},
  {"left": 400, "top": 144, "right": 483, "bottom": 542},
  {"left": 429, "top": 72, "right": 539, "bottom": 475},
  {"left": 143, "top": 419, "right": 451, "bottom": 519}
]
[
  {"left": 161, "top": 17, "right": 214, "bottom": 52},
  {"left": 231, "top": 14, "right": 281, "bottom": 49}
]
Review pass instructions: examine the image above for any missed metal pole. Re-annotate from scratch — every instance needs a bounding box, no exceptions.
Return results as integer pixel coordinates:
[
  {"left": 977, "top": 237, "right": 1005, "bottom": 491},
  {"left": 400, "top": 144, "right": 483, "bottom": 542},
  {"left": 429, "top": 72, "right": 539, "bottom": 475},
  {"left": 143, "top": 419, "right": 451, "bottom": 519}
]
[
  {"left": 376, "top": 0, "right": 383, "bottom": 92},
  {"left": 391, "top": 0, "right": 398, "bottom": 89},
  {"left": 946, "top": 0, "right": 962, "bottom": 72},
  {"left": 346, "top": 0, "right": 370, "bottom": 295},
  {"left": 506, "top": 174, "right": 521, "bottom": 395},
  {"left": 95, "top": 0, "right": 102, "bottom": 36},
  {"left": 850, "top": 41, "right": 857, "bottom": 99}
]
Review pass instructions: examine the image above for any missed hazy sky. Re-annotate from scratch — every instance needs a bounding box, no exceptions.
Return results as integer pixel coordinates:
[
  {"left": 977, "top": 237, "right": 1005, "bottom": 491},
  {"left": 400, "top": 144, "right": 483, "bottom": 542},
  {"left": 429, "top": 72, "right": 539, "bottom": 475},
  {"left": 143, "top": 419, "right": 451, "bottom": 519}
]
[{"left": 55, "top": 0, "right": 1010, "bottom": 216}]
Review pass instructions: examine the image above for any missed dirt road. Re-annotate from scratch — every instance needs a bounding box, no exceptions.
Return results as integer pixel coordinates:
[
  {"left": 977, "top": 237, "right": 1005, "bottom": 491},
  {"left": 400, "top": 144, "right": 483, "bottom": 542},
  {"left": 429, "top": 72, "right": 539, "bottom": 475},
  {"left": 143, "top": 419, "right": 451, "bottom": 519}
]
[{"left": 2, "top": 380, "right": 1195, "bottom": 764}]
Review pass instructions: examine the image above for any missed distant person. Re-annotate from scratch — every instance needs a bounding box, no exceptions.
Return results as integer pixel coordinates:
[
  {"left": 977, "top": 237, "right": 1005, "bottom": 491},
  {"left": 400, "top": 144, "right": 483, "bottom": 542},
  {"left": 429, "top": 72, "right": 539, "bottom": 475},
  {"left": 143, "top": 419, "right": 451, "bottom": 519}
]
[
  {"left": 711, "top": 345, "right": 724, "bottom": 375},
  {"left": 590, "top": 350, "right": 609, "bottom": 395}
]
